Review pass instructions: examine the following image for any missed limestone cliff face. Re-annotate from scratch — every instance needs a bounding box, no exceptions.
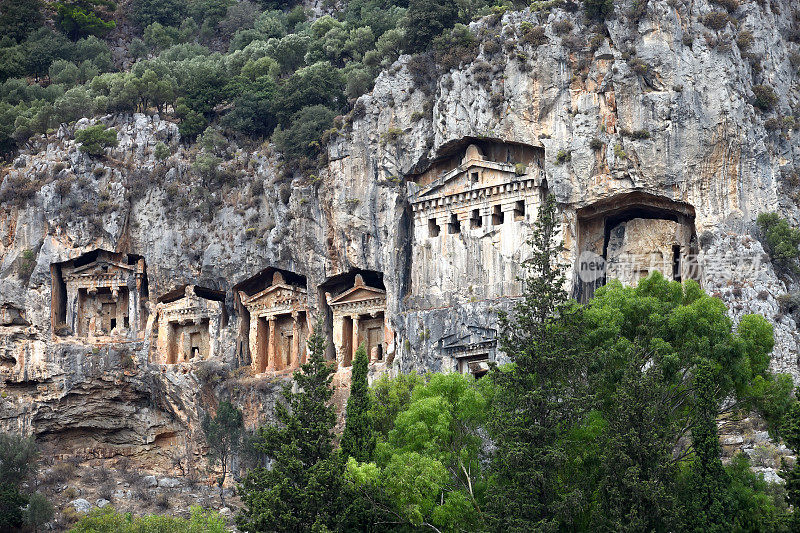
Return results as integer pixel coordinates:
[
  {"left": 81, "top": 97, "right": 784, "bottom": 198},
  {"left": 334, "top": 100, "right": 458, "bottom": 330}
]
[{"left": 2, "top": 0, "right": 800, "bottom": 467}]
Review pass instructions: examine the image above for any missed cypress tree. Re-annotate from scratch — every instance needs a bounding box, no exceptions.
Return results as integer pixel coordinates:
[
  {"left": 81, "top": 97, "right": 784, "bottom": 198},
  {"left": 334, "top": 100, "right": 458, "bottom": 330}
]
[
  {"left": 341, "top": 343, "right": 376, "bottom": 463},
  {"left": 237, "top": 321, "right": 343, "bottom": 532},
  {"left": 684, "top": 361, "right": 732, "bottom": 532},
  {"left": 486, "top": 194, "right": 591, "bottom": 530}
]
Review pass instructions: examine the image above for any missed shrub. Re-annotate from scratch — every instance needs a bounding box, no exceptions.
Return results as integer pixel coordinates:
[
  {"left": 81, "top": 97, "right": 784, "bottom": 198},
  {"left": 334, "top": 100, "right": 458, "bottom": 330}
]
[
  {"left": 404, "top": 0, "right": 459, "bottom": 54},
  {"left": 590, "top": 137, "right": 603, "bottom": 150},
  {"left": 753, "top": 84, "right": 778, "bottom": 110},
  {"left": 520, "top": 23, "right": 547, "bottom": 46},
  {"left": 629, "top": 57, "right": 649, "bottom": 75},
  {"left": 272, "top": 105, "right": 336, "bottom": 167},
  {"left": 75, "top": 125, "right": 118, "bottom": 156},
  {"left": 757, "top": 212, "right": 800, "bottom": 272},
  {"left": 736, "top": 29, "right": 754, "bottom": 50},
  {"left": 553, "top": 20, "right": 573, "bottom": 35},
  {"left": 584, "top": 0, "right": 614, "bottom": 19},
  {"left": 54, "top": 1, "right": 116, "bottom": 40},
  {"left": 711, "top": 0, "right": 739, "bottom": 12},
  {"left": 614, "top": 143, "right": 627, "bottom": 159},
  {"left": 555, "top": 149, "right": 571, "bottom": 164},
  {"left": 24, "top": 492, "right": 53, "bottom": 531},
  {"left": 701, "top": 11, "right": 731, "bottom": 31},
  {"left": 630, "top": 129, "right": 651, "bottom": 139}
]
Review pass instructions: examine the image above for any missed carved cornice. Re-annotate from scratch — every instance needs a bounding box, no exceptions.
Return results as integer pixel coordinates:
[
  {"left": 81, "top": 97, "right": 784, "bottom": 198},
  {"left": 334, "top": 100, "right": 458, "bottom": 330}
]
[{"left": 411, "top": 177, "right": 541, "bottom": 215}]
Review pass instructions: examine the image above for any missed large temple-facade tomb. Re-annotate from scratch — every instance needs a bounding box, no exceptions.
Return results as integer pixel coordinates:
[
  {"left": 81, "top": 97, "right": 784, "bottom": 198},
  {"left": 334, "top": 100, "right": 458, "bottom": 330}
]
[
  {"left": 239, "top": 271, "right": 309, "bottom": 374},
  {"left": 51, "top": 250, "right": 148, "bottom": 341}
]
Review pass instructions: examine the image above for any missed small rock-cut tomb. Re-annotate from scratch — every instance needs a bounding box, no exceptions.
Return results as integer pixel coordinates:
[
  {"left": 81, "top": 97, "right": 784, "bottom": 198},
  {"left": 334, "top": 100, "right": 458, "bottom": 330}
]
[{"left": 155, "top": 285, "right": 226, "bottom": 364}]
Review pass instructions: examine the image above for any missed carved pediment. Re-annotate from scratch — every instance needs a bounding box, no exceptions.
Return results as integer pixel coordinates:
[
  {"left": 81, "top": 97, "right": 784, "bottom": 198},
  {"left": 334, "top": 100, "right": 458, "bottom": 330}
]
[
  {"left": 70, "top": 260, "right": 133, "bottom": 277},
  {"left": 439, "top": 325, "right": 497, "bottom": 356},
  {"left": 242, "top": 283, "right": 306, "bottom": 308},
  {"left": 329, "top": 286, "right": 385, "bottom": 306}
]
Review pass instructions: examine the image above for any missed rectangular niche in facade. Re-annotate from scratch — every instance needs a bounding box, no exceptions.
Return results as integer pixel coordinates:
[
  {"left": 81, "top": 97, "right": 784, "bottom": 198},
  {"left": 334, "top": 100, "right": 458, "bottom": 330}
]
[
  {"left": 325, "top": 273, "right": 388, "bottom": 368},
  {"left": 51, "top": 249, "right": 147, "bottom": 340},
  {"left": 406, "top": 138, "right": 546, "bottom": 308},
  {"left": 238, "top": 271, "right": 309, "bottom": 374},
  {"left": 155, "top": 285, "right": 226, "bottom": 365}
]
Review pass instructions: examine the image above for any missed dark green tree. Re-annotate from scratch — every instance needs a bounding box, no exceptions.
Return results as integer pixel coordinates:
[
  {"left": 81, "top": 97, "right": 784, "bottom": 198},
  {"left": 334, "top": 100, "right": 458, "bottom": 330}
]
[
  {"left": 130, "top": 0, "right": 187, "bottom": 28},
  {"left": 682, "top": 361, "right": 733, "bottom": 532},
  {"left": 781, "top": 389, "right": 800, "bottom": 529},
  {"left": 0, "top": 432, "right": 38, "bottom": 531},
  {"left": 25, "top": 492, "right": 53, "bottom": 532},
  {"left": 0, "top": 0, "right": 44, "bottom": 42},
  {"left": 405, "top": 0, "right": 459, "bottom": 53},
  {"left": 202, "top": 400, "right": 243, "bottom": 505},
  {"left": 757, "top": 212, "right": 800, "bottom": 273},
  {"left": 342, "top": 344, "right": 376, "bottom": 463},
  {"left": 54, "top": 1, "right": 116, "bottom": 40},
  {"left": 272, "top": 105, "right": 336, "bottom": 167},
  {"left": 74, "top": 125, "right": 118, "bottom": 156},
  {"left": 486, "top": 193, "right": 592, "bottom": 530},
  {"left": 237, "top": 321, "right": 344, "bottom": 532},
  {"left": 584, "top": 0, "right": 614, "bottom": 20}
]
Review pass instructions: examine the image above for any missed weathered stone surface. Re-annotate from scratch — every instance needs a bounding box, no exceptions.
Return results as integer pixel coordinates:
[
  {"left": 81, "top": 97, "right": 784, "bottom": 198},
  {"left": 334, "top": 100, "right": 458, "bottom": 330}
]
[
  {"left": 1, "top": 0, "right": 800, "bottom": 473},
  {"left": 69, "top": 498, "right": 91, "bottom": 514}
]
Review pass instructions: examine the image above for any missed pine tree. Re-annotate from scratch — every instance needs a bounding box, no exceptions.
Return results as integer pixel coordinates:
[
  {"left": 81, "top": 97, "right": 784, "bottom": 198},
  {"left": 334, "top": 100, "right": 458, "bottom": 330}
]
[
  {"left": 237, "top": 321, "right": 343, "bottom": 532},
  {"left": 781, "top": 388, "right": 800, "bottom": 529},
  {"left": 486, "top": 193, "right": 591, "bottom": 530},
  {"left": 341, "top": 343, "right": 375, "bottom": 463},
  {"left": 202, "top": 400, "right": 243, "bottom": 505}
]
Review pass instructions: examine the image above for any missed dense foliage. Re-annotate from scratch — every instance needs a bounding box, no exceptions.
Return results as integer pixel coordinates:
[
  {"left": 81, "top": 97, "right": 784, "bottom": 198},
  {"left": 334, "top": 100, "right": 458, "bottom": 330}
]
[
  {"left": 0, "top": 0, "right": 519, "bottom": 166},
  {"left": 758, "top": 212, "right": 800, "bottom": 273},
  {"left": 202, "top": 399, "right": 244, "bottom": 504},
  {"left": 69, "top": 505, "right": 227, "bottom": 532},
  {"left": 0, "top": 432, "right": 48, "bottom": 531},
  {"left": 341, "top": 344, "right": 376, "bottom": 463}
]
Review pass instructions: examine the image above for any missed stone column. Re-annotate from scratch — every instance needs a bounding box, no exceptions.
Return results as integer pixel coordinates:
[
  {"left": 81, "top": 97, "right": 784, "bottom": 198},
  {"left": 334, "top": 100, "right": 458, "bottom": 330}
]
[
  {"left": 351, "top": 314, "right": 360, "bottom": 366},
  {"left": 291, "top": 312, "right": 301, "bottom": 369},
  {"left": 266, "top": 317, "right": 276, "bottom": 371}
]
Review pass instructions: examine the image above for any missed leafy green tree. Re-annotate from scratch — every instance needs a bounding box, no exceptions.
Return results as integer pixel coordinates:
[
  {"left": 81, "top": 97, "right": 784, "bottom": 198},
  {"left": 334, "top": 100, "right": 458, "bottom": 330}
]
[
  {"left": 681, "top": 361, "right": 733, "bottom": 532},
  {"left": 237, "top": 321, "right": 344, "bottom": 532},
  {"left": 486, "top": 193, "right": 591, "bottom": 531},
  {"left": 583, "top": 274, "right": 792, "bottom": 531},
  {"left": 370, "top": 372, "right": 423, "bottom": 435},
  {"left": 202, "top": 400, "right": 243, "bottom": 505},
  {"left": 0, "top": 432, "right": 38, "bottom": 531},
  {"left": 55, "top": 1, "right": 116, "bottom": 40},
  {"left": 75, "top": 124, "right": 117, "bottom": 156},
  {"left": 130, "top": 0, "right": 187, "bottom": 28},
  {"left": 0, "top": 0, "right": 44, "bottom": 42},
  {"left": 405, "top": 0, "right": 459, "bottom": 53},
  {"left": 273, "top": 62, "right": 344, "bottom": 124},
  {"left": 272, "top": 105, "right": 336, "bottom": 167},
  {"left": 22, "top": 28, "right": 71, "bottom": 80},
  {"left": 757, "top": 212, "right": 800, "bottom": 273},
  {"left": 154, "top": 141, "right": 170, "bottom": 161},
  {"left": 25, "top": 492, "right": 53, "bottom": 532},
  {"left": 347, "top": 373, "right": 491, "bottom": 531},
  {"left": 342, "top": 344, "right": 376, "bottom": 463},
  {"left": 0, "top": 483, "right": 26, "bottom": 531},
  {"left": 781, "top": 389, "right": 800, "bottom": 528}
]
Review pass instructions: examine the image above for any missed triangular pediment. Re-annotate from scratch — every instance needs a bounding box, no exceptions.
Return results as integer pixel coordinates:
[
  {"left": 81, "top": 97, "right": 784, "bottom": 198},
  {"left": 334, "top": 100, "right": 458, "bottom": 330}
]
[
  {"left": 71, "top": 260, "right": 133, "bottom": 276},
  {"left": 417, "top": 160, "right": 518, "bottom": 200},
  {"left": 330, "top": 286, "right": 385, "bottom": 305},
  {"left": 243, "top": 283, "right": 305, "bottom": 306}
]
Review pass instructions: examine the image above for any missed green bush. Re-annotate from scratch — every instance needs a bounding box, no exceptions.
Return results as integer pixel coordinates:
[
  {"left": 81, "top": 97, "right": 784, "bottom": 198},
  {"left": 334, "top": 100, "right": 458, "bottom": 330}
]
[
  {"left": 0, "top": 0, "right": 44, "bottom": 42},
  {"left": 55, "top": 1, "right": 116, "bottom": 40},
  {"left": 555, "top": 149, "right": 571, "bottom": 164},
  {"left": 590, "top": 137, "right": 603, "bottom": 150},
  {"left": 69, "top": 505, "right": 227, "bottom": 532},
  {"left": 130, "top": 0, "right": 187, "bottom": 28},
  {"left": 701, "top": 11, "right": 731, "bottom": 31},
  {"left": 584, "top": 0, "right": 614, "bottom": 19},
  {"left": 405, "top": 0, "right": 459, "bottom": 54},
  {"left": 757, "top": 212, "right": 800, "bottom": 272},
  {"left": 273, "top": 104, "right": 336, "bottom": 166},
  {"left": 753, "top": 84, "right": 778, "bottom": 111},
  {"left": 75, "top": 124, "right": 118, "bottom": 156}
]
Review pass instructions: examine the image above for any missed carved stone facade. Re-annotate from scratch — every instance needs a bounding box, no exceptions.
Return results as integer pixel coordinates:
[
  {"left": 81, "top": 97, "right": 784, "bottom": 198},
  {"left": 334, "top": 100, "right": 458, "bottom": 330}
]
[
  {"left": 326, "top": 274, "right": 388, "bottom": 368},
  {"left": 52, "top": 250, "right": 147, "bottom": 341},
  {"left": 153, "top": 285, "right": 226, "bottom": 365},
  {"left": 407, "top": 140, "right": 546, "bottom": 307},
  {"left": 240, "top": 272, "right": 309, "bottom": 374},
  {"left": 440, "top": 323, "right": 497, "bottom": 378}
]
